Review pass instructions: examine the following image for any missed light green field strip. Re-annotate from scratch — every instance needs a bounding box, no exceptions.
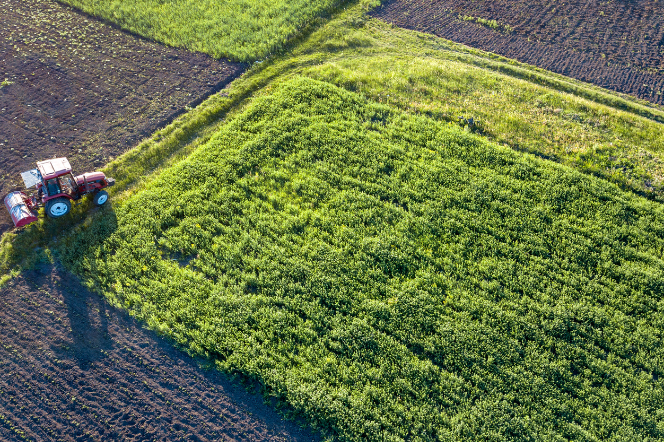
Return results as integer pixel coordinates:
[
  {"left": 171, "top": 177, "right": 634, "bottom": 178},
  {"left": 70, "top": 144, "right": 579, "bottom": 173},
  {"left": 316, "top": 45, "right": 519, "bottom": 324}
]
[
  {"left": 4, "top": 1, "right": 664, "bottom": 299},
  {"left": 293, "top": 13, "right": 664, "bottom": 201},
  {"left": 58, "top": 77, "right": 664, "bottom": 441},
  {"left": 59, "top": 0, "right": 362, "bottom": 61}
]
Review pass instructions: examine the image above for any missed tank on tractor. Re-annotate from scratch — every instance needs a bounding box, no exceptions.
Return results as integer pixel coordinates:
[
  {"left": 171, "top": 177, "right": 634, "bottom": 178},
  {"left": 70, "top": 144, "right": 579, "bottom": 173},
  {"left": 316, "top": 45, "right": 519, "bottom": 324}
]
[{"left": 3, "top": 157, "right": 115, "bottom": 228}]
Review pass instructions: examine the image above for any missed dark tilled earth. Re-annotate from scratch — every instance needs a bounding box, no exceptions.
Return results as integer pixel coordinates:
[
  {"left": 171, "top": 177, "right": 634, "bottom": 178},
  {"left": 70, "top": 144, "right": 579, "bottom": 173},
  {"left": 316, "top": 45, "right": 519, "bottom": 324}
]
[
  {"left": 0, "top": 264, "right": 320, "bottom": 442},
  {"left": 0, "top": 0, "right": 245, "bottom": 233},
  {"left": 372, "top": 0, "right": 664, "bottom": 106}
]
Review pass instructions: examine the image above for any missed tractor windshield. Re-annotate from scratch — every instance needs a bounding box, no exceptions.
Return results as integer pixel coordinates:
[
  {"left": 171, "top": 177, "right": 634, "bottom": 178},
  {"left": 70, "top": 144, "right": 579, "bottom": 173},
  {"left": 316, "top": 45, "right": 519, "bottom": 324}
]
[
  {"left": 43, "top": 174, "right": 77, "bottom": 197},
  {"left": 45, "top": 178, "right": 61, "bottom": 197},
  {"left": 58, "top": 174, "right": 77, "bottom": 197}
]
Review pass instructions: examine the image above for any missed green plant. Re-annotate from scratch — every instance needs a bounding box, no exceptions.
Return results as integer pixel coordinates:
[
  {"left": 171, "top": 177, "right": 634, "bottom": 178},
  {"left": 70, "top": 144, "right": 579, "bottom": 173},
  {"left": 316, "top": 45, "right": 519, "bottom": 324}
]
[
  {"left": 2, "top": 4, "right": 664, "bottom": 438},
  {"left": 58, "top": 77, "right": 664, "bottom": 441},
  {"left": 460, "top": 15, "right": 514, "bottom": 33}
]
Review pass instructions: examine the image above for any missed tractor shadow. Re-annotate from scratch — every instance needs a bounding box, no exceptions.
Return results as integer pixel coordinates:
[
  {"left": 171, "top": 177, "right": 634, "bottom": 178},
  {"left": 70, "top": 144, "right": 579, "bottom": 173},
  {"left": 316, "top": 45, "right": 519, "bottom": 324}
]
[
  {"left": 46, "top": 263, "right": 114, "bottom": 369},
  {"left": 13, "top": 202, "right": 321, "bottom": 441},
  {"left": 50, "top": 205, "right": 119, "bottom": 369}
]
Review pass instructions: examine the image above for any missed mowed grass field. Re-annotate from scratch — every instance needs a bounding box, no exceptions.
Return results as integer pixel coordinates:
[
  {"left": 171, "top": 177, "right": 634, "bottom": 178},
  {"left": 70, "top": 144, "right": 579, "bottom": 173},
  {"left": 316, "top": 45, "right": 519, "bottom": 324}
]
[
  {"left": 2, "top": 2, "right": 664, "bottom": 441},
  {"left": 59, "top": 77, "right": 664, "bottom": 441},
  {"left": 60, "top": 0, "right": 359, "bottom": 61}
]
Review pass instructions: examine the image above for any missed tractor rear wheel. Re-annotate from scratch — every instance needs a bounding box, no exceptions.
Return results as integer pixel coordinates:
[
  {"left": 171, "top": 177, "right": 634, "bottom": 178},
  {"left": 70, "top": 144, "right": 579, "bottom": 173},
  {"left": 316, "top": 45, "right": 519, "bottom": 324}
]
[
  {"left": 45, "top": 197, "right": 71, "bottom": 218},
  {"left": 93, "top": 190, "right": 109, "bottom": 206}
]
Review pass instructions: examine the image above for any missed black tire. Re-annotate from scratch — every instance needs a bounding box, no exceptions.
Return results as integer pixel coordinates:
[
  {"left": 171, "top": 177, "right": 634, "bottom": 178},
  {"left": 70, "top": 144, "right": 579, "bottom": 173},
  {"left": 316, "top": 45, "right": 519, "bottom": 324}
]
[
  {"left": 45, "top": 197, "right": 71, "bottom": 218},
  {"left": 93, "top": 190, "right": 109, "bottom": 206}
]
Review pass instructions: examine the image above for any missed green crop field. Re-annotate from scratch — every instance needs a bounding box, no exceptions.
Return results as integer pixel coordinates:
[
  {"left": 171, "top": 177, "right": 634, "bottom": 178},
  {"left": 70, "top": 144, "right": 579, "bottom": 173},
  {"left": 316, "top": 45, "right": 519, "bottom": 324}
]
[
  {"left": 60, "top": 0, "right": 355, "bottom": 61},
  {"left": 2, "top": 1, "right": 664, "bottom": 440},
  {"left": 57, "top": 77, "right": 664, "bottom": 440}
]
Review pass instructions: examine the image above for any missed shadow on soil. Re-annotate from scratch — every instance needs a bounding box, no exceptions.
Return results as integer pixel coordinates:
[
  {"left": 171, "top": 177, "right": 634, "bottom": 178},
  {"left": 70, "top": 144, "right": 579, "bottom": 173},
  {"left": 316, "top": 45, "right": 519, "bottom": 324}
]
[
  {"left": 49, "top": 261, "right": 113, "bottom": 369},
  {"left": 0, "top": 258, "right": 321, "bottom": 441},
  {"left": 0, "top": 196, "right": 321, "bottom": 440}
]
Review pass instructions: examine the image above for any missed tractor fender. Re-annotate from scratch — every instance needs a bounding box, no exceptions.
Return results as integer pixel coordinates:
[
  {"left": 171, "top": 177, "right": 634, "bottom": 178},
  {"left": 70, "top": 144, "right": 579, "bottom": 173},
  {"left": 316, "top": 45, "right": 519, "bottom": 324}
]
[{"left": 43, "top": 193, "right": 74, "bottom": 203}]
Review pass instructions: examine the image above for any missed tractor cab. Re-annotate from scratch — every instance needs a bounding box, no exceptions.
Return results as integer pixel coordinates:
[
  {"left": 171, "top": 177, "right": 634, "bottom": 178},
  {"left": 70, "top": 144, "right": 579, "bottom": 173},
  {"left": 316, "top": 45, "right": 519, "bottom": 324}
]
[
  {"left": 36, "top": 158, "right": 79, "bottom": 201},
  {"left": 42, "top": 174, "right": 78, "bottom": 199}
]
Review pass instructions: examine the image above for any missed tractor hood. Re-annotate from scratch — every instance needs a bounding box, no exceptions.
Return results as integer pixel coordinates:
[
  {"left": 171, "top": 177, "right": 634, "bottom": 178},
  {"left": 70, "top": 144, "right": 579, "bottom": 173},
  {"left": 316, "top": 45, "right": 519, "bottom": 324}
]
[{"left": 75, "top": 172, "right": 106, "bottom": 185}]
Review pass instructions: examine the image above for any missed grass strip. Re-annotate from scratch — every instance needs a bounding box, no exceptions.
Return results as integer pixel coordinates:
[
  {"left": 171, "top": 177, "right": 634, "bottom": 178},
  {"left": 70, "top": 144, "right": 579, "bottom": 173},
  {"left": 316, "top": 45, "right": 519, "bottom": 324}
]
[{"left": 57, "top": 0, "right": 360, "bottom": 62}]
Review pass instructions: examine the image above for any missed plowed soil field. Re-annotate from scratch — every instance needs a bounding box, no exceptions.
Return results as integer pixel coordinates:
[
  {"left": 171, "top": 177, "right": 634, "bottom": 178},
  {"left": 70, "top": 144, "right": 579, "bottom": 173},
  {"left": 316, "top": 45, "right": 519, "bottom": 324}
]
[
  {"left": 0, "top": 264, "right": 319, "bottom": 442},
  {"left": 0, "top": 0, "right": 245, "bottom": 234},
  {"left": 371, "top": 0, "right": 664, "bottom": 106}
]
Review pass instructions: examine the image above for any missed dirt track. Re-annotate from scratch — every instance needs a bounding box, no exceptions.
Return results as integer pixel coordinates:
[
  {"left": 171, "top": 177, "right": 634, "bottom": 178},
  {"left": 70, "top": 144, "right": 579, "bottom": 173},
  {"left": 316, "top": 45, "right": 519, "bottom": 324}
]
[
  {"left": 371, "top": 0, "right": 664, "bottom": 106},
  {"left": 0, "top": 264, "right": 320, "bottom": 441},
  {"left": 0, "top": 0, "right": 245, "bottom": 234}
]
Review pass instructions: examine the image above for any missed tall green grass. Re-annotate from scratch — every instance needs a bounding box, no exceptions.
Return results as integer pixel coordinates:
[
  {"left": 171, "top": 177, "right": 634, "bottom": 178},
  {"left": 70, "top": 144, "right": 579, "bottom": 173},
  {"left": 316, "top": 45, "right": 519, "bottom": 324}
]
[
  {"left": 293, "top": 12, "right": 664, "bottom": 201},
  {"left": 59, "top": 0, "right": 352, "bottom": 61},
  {"left": 60, "top": 77, "right": 664, "bottom": 441}
]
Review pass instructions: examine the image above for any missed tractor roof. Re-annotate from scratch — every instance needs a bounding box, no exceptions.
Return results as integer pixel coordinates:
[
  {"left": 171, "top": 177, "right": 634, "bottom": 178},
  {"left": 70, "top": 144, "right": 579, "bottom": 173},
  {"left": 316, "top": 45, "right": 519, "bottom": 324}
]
[{"left": 37, "top": 158, "right": 71, "bottom": 180}]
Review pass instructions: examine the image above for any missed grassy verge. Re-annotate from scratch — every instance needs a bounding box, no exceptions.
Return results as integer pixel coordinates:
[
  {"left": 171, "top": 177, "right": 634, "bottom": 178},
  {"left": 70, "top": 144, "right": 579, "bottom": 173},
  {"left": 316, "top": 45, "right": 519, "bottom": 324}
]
[
  {"left": 59, "top": 77, "right": 664, "bottom": 441},
  {"left": 58, "top": 0, "right": 358, "bottom": 61}
]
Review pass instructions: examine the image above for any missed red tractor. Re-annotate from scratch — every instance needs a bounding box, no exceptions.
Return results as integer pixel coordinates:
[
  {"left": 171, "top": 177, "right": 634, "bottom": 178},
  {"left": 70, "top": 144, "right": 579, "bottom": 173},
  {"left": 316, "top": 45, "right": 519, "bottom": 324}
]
[{"left": 3, "top": 158, "right": 115, "bottom": 228}]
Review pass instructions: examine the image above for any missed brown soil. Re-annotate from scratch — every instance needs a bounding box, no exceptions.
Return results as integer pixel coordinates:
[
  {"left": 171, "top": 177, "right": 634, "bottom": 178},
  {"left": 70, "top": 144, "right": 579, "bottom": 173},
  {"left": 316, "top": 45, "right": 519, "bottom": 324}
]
[
  {"left": 0, "top": 0, "right": 246, "bottom": 234},
  {"left": 0, "top": 263, "right": 321, "bottom": 442},
  {"left": 371, "top": 0, "right": 664, "bottom": 105}
]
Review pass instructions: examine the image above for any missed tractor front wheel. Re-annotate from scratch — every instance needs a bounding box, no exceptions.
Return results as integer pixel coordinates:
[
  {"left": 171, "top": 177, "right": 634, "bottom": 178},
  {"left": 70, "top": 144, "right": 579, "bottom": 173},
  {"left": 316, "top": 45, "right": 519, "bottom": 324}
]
[
  {"left": 93, "top": 190, "right": 109, "bottom": 206},
  {"left": 46, "top": 198, "right": 71, "bottom": 218}
]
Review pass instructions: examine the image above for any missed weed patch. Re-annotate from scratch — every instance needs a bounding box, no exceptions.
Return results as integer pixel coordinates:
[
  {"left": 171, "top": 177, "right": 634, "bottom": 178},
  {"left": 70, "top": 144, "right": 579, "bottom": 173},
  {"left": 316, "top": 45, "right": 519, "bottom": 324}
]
[{"left": 460, "top": 14, "right": 513, "bottom": 33}]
